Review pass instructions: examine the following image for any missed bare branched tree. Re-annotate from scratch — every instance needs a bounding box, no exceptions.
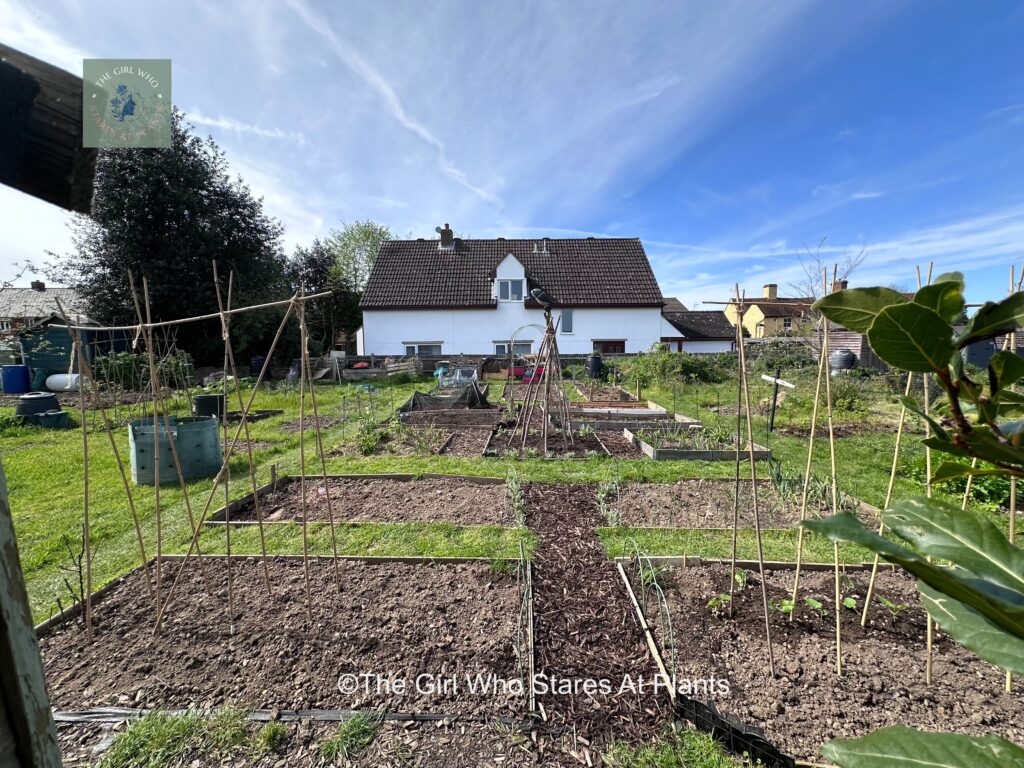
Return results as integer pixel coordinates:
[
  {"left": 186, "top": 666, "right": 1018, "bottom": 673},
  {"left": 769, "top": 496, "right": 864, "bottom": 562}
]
[{"left": 787, "top": 237, "right": 869, "bottom": 300}]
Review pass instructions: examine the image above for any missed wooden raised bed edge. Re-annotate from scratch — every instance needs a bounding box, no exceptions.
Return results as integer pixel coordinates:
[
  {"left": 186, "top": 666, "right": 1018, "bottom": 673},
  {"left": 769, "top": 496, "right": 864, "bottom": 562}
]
[
  {"left": 616, "top": 560, "right": 799, "bottom": 768},
  {"left": 35, "top": 554, "right": 520, "bottom": 638},
  {"left": 613, "top": 555, "right": 890, "bottom": 572},
  {"left": 206, "top": 472, "right": 506, "bottom": 525},
  {"left": 623, "top": 428, "right": 772, "bottom": 461}
]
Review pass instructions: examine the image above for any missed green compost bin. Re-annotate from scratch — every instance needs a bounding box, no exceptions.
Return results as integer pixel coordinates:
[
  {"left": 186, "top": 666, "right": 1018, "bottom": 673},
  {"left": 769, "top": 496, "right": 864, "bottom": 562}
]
[{"left": 129, "top": 416, "right": 222, "bottom": 485}]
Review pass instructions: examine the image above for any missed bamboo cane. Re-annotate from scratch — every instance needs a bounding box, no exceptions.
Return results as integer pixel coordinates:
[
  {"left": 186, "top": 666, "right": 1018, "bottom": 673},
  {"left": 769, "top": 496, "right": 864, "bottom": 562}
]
[
  {"left": 54, "top": 299, "right": 155, "bottom": 600},
  {"left": 790, "top": 315, "right": 828, "bottom": 617},
  {"left": 212, "top": 263, "right": 272, "bottom": 596},
  {"left": 140, "top": 278, "right": 163, "bottom": 617},
  {"left": 301, "top": 319, "right": 342, "bottom": 592},
  {"left": 820, "top": 270, "right": 843, "bottom": 677},
  {"left": 734, "top": 285, "right": 775, "bottom": 677},
  {"left": 728, "top": 307, "right": 743, "bottom": 617},
  {"left": 861, "top": 370, "right": 913, "bottom": 626},
  {"left": 125, "top": 286, "right": 214, "bottom": 598},
  {"left": 914, "top": 264, "right": 936, "bottom": 685},
  {"left": 153, "top": 298, "right": 298, "bottom": 632},
  {"left": 72, "top": 334, "right": 92, "bottom": 637},
  {"left": 222, "top": 275, "right": 237, "bottom": 630},
  {"left": 298, "top": 295, "right": 313, "bottom": 622}
]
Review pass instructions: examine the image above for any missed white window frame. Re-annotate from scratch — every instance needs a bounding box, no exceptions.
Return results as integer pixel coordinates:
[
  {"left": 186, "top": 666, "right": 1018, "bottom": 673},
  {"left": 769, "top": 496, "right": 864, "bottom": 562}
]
[
  {"left": 560, "top": 309, "right": 573, "bottom": 334},
  {"left": 403, "top": 342, "right": 443, "bottom": 356},
  {"left": 496, "top": 279, "right": 524, "bottom": 302},
  {"left": 494, "top": 341, "right": 532, "bottom": 356}
]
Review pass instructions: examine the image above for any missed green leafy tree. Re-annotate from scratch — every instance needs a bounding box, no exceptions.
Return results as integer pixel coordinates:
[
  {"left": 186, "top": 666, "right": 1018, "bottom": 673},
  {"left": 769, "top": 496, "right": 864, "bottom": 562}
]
[
  {"left": 286, "top": 238, "right": 356, "bottom": 355},
  {"left": 808, "top": 273, "right": 1024, "bottom": 766},
  {"left": 322, "top": 220, "right": 391, "bottom": 350},
  {"left": 49, "top": 109, "right": 289, "bottom": 363}
]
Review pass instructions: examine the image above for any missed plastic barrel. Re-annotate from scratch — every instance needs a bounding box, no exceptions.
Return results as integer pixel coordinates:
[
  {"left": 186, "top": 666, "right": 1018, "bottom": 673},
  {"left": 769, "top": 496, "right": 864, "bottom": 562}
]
[
  {"left": 586, "top": 353, "right": 604, "bottom": 378},
  {"left": 250, "top": 355, "right": 267, "bottom": 377},
  {"left": 193, "top": 393, "right": 226, "bottom": 420},
  {"left": 129, "top": 416, "right": 222, "bottom": 485},
  {"left": 1, "top": 364, "right": 30, "bottom": 394},
  {"left": 829, "top": 349, "right": 856, "bottom": 371},
  {"left": 45, "top": 373, "right": 81, "bottom": 392}
]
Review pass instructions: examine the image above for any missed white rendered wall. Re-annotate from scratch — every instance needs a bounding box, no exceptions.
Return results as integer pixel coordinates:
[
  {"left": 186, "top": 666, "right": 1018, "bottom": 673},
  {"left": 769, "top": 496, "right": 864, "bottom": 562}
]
[{"left": 361, "top": 253, "right": 662, "bottom": 355}]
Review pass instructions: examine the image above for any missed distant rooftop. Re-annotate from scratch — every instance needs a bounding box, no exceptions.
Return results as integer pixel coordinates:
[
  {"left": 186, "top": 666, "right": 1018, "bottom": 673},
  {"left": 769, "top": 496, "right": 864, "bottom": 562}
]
[{"left": 0, "top": 283, "right": 84, "bottom": 320}]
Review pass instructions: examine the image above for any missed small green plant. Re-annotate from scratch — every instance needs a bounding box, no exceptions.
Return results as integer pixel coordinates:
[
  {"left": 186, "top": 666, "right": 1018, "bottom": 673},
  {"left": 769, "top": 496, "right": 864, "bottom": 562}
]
[
  {"left": 707, "top": 593, "right": 732, "bottom": 612},
  {"left": 255, "top": 721, "right": 289, "bottom": 754},
  {"left": 597, "top": 476, "right": 621, "bottom": 527},
  {"left": 207, "top": 705, "right": 251, "bottom": 758},
  {"left": 506, "top": 471, "right": 526, "bottom": 526},
  {"left": 772, "top": 598, "right": 795, "bottom": 616},
  {"left": 98, "top": 711, "right": 205, "bottom": 768},
  {"left": 638, "top": 562, "right": 666, "bottom": 588},
  {"left": 319, "top": 712, "right": 382, "bottom": 762},
  {"left": 577, "top": 423, "right": 595, "bottom": 438},
  {"left": 842, "top": 596, "right": 859, "bottom": 611},
  {"left": 804, "top": 597, "right": 828, "bottom": 618},
  {"left": 876, "top": 594, "right": 910, "bottom": 620},
  {"left": 734, "top": 568, "right": 749, "bottom": 590}
]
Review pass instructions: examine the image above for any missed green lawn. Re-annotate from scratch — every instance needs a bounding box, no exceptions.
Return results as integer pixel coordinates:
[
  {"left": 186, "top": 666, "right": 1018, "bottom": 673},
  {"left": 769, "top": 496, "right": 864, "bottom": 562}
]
[{"left": 7, "top": 366, "right": 978, "bottom": 622}]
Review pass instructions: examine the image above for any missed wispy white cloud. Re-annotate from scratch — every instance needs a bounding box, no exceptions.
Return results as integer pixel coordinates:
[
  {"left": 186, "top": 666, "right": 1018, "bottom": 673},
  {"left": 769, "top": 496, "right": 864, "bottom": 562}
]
[
  {"left": 281, "top": 0, "right": 502, "bottom": 207},
  {"left": 0, "top": 0, "right": 90, "bottom": 72},
  {"left": 186, "top": 108, "right": 306, "bottom": 142},
  {"left": 651, "top": 203, "right": 1024, "bottom": 309}
]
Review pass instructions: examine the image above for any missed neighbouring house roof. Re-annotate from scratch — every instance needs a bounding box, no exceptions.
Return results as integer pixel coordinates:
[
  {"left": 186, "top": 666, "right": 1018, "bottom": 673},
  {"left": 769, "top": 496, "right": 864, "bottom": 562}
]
[
  {"left": 745, "top": 297, "right": 814, "bottom": 318},
  {"left": 662, "top": 297, "right": 688, "bottom": 312},
  {"left": 662, "top": 310, "right": 735, "bottom": 340},
  {"left": 360, "top": 237, "right": 664, "bottom": 309},
  {"left": 0, "top": 286, "right": 84, "bottom": 320}
]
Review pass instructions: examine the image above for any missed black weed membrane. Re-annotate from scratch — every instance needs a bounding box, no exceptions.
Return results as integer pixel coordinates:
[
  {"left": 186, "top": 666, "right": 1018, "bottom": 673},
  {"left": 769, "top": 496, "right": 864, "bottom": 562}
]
[
  {"left": 397, "top": 382, "right": 494, "bottom": 412},
  {"left": 674, "top": 696, "right": 797, "bottom": 768}
]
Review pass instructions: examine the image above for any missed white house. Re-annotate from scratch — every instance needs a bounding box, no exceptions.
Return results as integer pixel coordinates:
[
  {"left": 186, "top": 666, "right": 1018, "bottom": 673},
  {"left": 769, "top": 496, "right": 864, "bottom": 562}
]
[
  {"left": 357, "top": 226, "right": 665, "bottom": 356},
  {"left": 659, "top": 308, "right": 736, "bottom": 353}
]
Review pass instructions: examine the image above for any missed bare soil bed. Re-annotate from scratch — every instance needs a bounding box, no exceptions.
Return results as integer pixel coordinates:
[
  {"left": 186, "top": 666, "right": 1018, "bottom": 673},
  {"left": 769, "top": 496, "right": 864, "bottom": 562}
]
[
  {"left": 439, "top": 427, "right": 495, "bottom": 457},
  {"left": 650, "top": 565, "right": 1024, "bottom": 761},
  {"left": 615, "top": 479, "right": 817, "bottom": 528},
  {"left": 225, "top": 476, "right": 511, "bottom": 525},
  {"left": 279, "top": 415, "right": 342, "bottom": 433},
  {"left": 574, "top": 383, "right": 636, "bottom": 402},
  {"left": 486, "top": 429, "right": 610, "bottom": 458},
  {"left": 526, "top": 484, "right": 672, "bottom": 757},
  {"left": 41, "top": 558, "right": 523, "bottom": 717},
  {"left": 330, "top": 424, "right": 452, "bottom": 457},
  {"left": 402, "top": 409, "right": 503, "bottom": 427}
]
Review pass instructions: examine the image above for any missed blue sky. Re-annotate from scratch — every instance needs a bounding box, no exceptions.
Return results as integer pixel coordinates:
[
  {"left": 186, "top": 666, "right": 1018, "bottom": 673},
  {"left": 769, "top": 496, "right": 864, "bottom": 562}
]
[{"left": 2, "top": 0, "right": 1024, "bottom": 309}]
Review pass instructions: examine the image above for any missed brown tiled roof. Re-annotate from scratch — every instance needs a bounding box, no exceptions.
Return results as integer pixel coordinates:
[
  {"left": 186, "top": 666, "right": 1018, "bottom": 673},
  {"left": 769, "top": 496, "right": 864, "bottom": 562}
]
[
  {"left": 662, "top": 310, "right": 734, "bottom": 340},
  {"left": 360, "top": 237, "right": 664, "bottom": 309}
]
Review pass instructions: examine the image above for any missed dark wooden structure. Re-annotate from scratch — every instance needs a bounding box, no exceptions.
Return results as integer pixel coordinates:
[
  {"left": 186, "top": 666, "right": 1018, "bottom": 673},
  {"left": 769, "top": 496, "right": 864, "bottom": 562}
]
[
  {"left": 0, "top": 43, "right": 97, "bottom": 214},
  {"left": 1, "top": 42, "right": 93, "bottom": 768}
]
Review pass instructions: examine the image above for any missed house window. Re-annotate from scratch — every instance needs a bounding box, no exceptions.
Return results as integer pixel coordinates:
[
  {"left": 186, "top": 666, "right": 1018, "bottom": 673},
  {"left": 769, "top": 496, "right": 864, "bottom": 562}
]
[
  {"left": 405, "top": 343, "right": 442, "bottom": 356},
  {"left": 560, "top": 310, "right": 573, "bottom": 334},
  {"left": 593, "top": 340, "right": 625, "bottom": 354},
  {"left": 783, "top": 317, "right": 793, "bottom": 330},
  {"left": 497, "top": 279, "right": 524, "bottom": 302},
  {"left": 495, "top": 341, "right": 532, "bottom": 356},
  {"left": 0, "top": 320, "right": 10, "bottom": 331}
]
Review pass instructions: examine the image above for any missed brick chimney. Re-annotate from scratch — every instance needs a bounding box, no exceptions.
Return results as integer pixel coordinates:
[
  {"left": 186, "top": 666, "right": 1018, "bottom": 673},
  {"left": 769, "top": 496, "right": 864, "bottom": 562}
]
[
  {"left": 438, "top": 223, "right": 454, "bottom": 250},
  {"left": 30, "top": 280, "right": 45, "bottom": 292},
  {"left": 834, "top": 279, "right": 849, "bottom": 292},
  {"left": 763, "top": 283, "right": 777, "bottom": 300}
]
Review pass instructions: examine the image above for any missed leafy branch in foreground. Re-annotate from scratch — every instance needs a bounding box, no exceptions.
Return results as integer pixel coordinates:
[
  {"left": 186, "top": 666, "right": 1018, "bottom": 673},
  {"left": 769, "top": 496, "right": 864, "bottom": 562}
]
[{"left": 808, "top": 274, "right": 1024, "bottom": 766}]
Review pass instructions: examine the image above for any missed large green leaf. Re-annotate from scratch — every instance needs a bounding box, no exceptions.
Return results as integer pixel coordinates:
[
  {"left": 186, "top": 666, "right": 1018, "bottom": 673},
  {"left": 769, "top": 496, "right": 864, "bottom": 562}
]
[
  {"left": 919, "top": 581, "right": 1024, "bottom": 675},
  {"left": 989, "top": 350, "right": 1024, "bottom": 396},
  {"left": 915, "top": 279, "right": 966, "bottom": 323},
  {"left": 813, "top": 287, "right": 908, "bottom": 333},
  {"left": 931, "top": 461, "right": 1008, "bottom": 484},
  {"left": 956, "top": 293, "right": 1024, "bottom": 348},
  {"left": 867, "top": 302, "right": 955, "bottom": 373},
  {"left": 883, "top": 497, "right": 1024, "bottom": 593},
  {"left": 803, "top": 513, "right": 1024, "bottom": 641},
  {"left": 960, "top": 428, "right": 1024, "bottom": 468},
  {"left": 822, "top": 725, "right": 1024, "bottom": 767}
]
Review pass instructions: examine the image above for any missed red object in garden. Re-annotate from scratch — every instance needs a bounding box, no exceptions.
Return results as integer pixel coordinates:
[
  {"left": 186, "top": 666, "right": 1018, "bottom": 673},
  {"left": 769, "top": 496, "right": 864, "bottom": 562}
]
[
  {"left": 352, "top": 362, "right": 370, "bottom": 369},
  {"left": 521, "top": 365, "right": 545, "bottom": 383}
]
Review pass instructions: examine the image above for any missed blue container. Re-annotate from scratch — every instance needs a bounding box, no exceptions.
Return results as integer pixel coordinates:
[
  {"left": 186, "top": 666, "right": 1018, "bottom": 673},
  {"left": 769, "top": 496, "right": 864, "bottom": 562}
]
[
  {"left": 129, "top": 416, "right": 223, "bottom": 485},
  {"left": 2, "top": 364, "right": 30, "bottom": 394}
]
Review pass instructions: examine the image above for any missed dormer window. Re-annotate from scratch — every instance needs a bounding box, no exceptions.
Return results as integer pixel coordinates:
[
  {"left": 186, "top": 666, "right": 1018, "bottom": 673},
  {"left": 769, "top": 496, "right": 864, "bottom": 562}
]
[{"left": 497, "top": 279, "right": 524, "bottom": 302}]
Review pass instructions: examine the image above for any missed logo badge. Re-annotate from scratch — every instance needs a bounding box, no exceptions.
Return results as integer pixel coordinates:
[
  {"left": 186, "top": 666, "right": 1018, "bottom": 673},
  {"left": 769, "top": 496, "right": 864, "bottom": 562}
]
[{"left": 83, "top": 59, "right": 172, "bottom": 148}]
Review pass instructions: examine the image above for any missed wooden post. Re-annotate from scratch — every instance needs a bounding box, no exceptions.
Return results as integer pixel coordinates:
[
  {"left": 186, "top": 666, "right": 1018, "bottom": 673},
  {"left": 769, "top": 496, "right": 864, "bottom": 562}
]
[{"left": 0, "top": 459, "right": 62, "bottom": 768}]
